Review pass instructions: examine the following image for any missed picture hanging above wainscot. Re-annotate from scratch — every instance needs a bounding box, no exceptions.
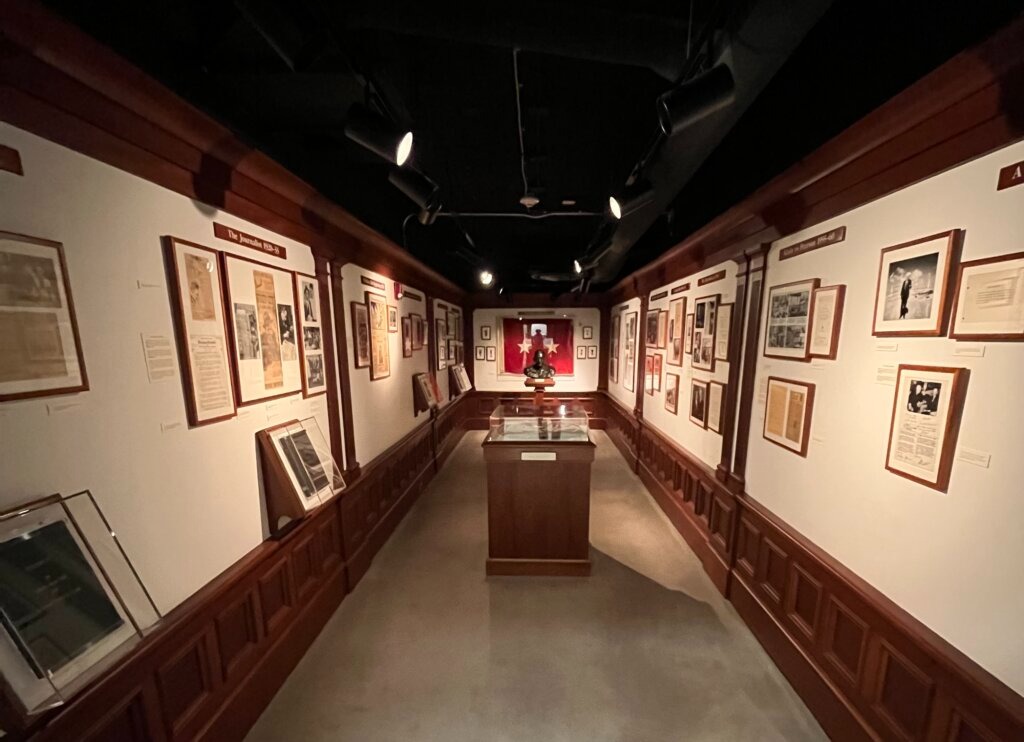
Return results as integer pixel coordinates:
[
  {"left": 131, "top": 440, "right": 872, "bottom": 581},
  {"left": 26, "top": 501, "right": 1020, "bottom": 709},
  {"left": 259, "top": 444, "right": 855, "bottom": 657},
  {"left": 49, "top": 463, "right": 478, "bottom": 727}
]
[
  {"left": 665, "top": 372, "right": 680, "bottom": 414},
  {"left": 707, "top": 381, "right": 725, "bottom": 433},
  {"left": 668, "top": 297, "right": 686, "bottom": 366},
  {"left": 764, "top": 279, "right": 818, "bottom": 361},
  {"left": 692, "top": 294, "right": 718, "bottom": 371},
  {"left": 689, "top": 378, "right": 709, "bottom": 428},
  {"left": 295, "top": 272, "right": 326, "bottom": 398},
  {"left": 872, "top": 229, "right": 961, "bottom": 337},
  {"left": 763, "top": 377, "right": 815, "bottom": 457},
  {"left": 351, "top": 302, "right": 370, "bottom": 368},
  {"left": 623, "top": 311, "right": 637, "bottom": 393},
  {"left": 609, "top": 313, "right": 621, "bottom": 385},
  {"left": 402, "top": 316, "right": 413, "bottom": 358},
  {"left": 808, "top": 284, "right": 846, "bottom": 360},
  {"left": 949, "top": 250, "right": 1024, "bottom": 340},
  {"left": 366, "top": 292, "right": 391, "bottom": 380}
]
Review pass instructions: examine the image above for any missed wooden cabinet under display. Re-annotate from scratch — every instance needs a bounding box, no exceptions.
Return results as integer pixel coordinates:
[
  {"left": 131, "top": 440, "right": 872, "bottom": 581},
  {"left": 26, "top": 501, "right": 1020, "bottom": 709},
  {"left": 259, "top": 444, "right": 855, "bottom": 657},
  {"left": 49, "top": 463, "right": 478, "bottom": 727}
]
[{"left": 482, "top": 403, "right": 595, "bottom": 576}]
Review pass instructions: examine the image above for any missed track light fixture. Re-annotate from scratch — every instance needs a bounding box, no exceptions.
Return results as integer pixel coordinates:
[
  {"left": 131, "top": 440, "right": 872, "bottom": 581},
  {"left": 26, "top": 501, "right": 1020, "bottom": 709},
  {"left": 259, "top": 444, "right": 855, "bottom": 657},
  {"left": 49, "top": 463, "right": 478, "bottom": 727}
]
[
  {"left": 656, "top": 64, "right": 735, "bottom": 137},
  {"left": 479, "top": 270, "right": 494, "bottom": 287},
  {"left": 388, "top": 168, "right": 442, "bottom": 225},
  {"left": 344, "top": 104, "right": 414, "bottom": 166},
  {"left": 573, "top": 259, "right": 583, "bottom": 275},
  {"left": 608, "top": 183, "right": 655, "bottom": 221}
]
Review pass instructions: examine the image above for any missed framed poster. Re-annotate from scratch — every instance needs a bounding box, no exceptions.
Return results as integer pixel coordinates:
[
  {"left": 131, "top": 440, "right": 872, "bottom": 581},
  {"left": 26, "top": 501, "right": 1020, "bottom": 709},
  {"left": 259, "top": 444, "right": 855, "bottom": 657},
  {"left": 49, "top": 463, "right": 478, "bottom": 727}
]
[
  {"left": 410, "top": 313, "right": 424, "bottom": 350},
  {"left": 808, "top": 284, "right": 846, "bottom": 359},
  {"left": 645, "top": 309, "right": 659, "bottom": 347},
  {"left": 763, "top": 377, "right": 815, "bottom": 457},
  {"left": 366, "top": 292, "right": 390, "bottom": 380},
  {"left": 475, "top": 346, "right": 485, "bottom": 361},
  {"left": 684, "top": 313, "right": 694, "bottom": 354},
  {"left": 223, "top": 253, "right": 302, "bottom": 405},
  {"left": 486, "top": 346, "right": 496, "bottom": 362},
  {"left": 623, "top": 311, "right": 637, "bottom": 392},
  {"left": 436, "top": 318, "right": 447, "bottom": 370},
  {"left": 652, "top": 353, "right": 662, "bottom": 391},
  {"left": 576, "top": 345, "right": 585, "bottom": 360},
  {"left": 0, "top": 231, "right": 89, "bottom": 402},
  {"left": 764, "top": 279, "right": 818, "bottom": 361},
  {"left": 609, "top": 313, "right": 621, "bottom": 385},
  {"left": 480, "top": 325, "right": 492, "bottom": 341},
  {"left": 387, "top": 305, "right": 398, "bottom": 333},
  {"left": 708, "top": 381, "right": 725, "bottom": 433},
  {"left": 295, "top": 272, "right": 327, "bottom": 398},
  {"left": 885, "top": 365, "right": 967, "bottom": 492},
  {"left": 714, "top": 303, "right": 732, "bottom": 362},
  {"left": 949, "top": 251, "right": 1024, "bottom": 340},
  {"left": 587, "top": 345, "right": 597, "bottom": 360},
  {"left": 665, "top": 373, "right": 680, "bottom": 414},
  {"left": 402, "top": 316, "right": 413, "bottom": 358},
  {"left": 644, "top": 354, "right": 654, "bottom": 396},
  {"left": 165, "top": 237, "right": 235, "bottom": 424},
  {"left": 582, "top": 325, "right": 593, "bottom": 340},
  {"left": 689, "top": 379, "right": 708, "bottom": 428},
  {"left": 872, "top": 229, "right": 960, "bottom": 337},
  {"left": 692, "top": 294, "right": 718, "bottom": 371},
  {"left": 351, "top": 302, "right": 370, "bottom": 368},
  {"left": 667, "top": 297, "right": 686, "bottom": 366}
]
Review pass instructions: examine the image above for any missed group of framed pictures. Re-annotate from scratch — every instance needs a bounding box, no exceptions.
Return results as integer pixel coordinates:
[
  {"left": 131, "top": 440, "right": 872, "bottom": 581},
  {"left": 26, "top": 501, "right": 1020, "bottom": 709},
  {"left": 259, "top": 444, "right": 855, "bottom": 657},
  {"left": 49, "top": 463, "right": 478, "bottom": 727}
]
[
  {"left": 436, "top": 306, "right": 464, "bottom": 371},
  {"left": 642, "top": 293, "right": 731, "bottom": 376},
  {"left": 475, "top": 345, "right": 497, "bottom": 362},
  {"left": 575, "top": 345, "right": 599, "bottom": 359},
  {"left": 688, "top": 379, "right": 725, "bottom": 432},
  {"left": 764, "top": 277, "right": 845, "bottom": 361},
  {"left": 352, "top": 290, "right": 432, "bottom": 380}
]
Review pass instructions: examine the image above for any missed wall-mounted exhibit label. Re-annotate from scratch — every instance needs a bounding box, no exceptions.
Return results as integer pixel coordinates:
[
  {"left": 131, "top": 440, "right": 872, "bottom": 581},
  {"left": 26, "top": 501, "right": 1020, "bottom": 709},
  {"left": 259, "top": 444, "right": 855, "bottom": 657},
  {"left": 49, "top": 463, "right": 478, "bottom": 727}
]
[
  {"left": 47, "top": 400, "right": 82, "bottom": 415},
  {"left": 952, "top": 344, "right": 985, "bottom": 357},
  {"left": 779, "top": 226, "right": 847, "bottom": 261},
  {"left": 521, "top": 452, "right": 556, "bottom": 461},
  {"left": 698, "top": 270, "right": 726, "bottom": 286},
  {"left": 957, "top": 447, "right": 991, "bottom": 468},
  {"left": 361, "top": 275, "right": 386, "bottom": 291},
  {"left": 875, "top": 363, "right": 898, "bottom": 385},
  {"left": 213, "top": 223, "right": 287, "bottom": 259},
  {"left": 651, "top": 290, "right": 668, "bottom": 301},
  {"left": 671, "top": 284, "right": 689, "bottom": 295},
  {"left": 141, "top": 334, "right": 176, "bottom": 382},
  {"left": 160, "top": 420, "right": 183, "bottom": 434},
  {"left": 403, "top": 289, "right": 423, "bottom": 302},
  {"left": 136, "top": 279, "right": 162, "bottom": 290},
  {"left": 876, "top": 342, "right": 899, "bottom": 352},
  {"left": 996, "top": 160, "right": 1024, "bottom": 191}
]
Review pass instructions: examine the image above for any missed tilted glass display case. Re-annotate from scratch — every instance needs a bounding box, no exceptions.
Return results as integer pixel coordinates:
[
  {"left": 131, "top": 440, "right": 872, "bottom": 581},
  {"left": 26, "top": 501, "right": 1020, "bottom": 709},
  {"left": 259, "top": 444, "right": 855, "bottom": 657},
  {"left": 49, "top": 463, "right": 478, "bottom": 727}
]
[{"left": 486, "top": 401, "right": 590, "bottom": 443}]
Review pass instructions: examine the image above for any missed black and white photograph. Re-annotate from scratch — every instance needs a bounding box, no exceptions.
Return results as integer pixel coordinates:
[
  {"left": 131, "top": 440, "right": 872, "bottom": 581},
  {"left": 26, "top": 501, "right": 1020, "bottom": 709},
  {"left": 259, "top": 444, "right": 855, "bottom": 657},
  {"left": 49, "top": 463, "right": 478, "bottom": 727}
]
[
  {"left": 486, "top": 346, "right": 496, "bottom": 362},
  {"left": 303, "top": 326, "right": 322, "bottom": 351},
  {"left": 475, "top": 346, "right": 485, "bottom": 361},
  {"left": 277, "top": 303, "right": 296, "bottom": 360},
  {"left": 883, "top": 252, "right": 939, "bottom": 322},
  {"left": 480, "top": 325, "right": 492, "bottom": 341},
  {"left": 234, "top": 303, "right": 260, "bottom": 360},
  {"left": 306, "top": 353, "right": 324, "bottom": 388},
  {"left": 906, "top": 379, "right": 941, "bottom": 415},
  {"left": 587, "top": 345, "right": 597, "bottom": 359},
  {"left": 873, "top": 230, "right": 958, "bottom": 337},
  {"left": 764, "top": 279, "right": 818, "bottom": 360},
  {"left": 645, "top": 309, "right": 659, "bottom": 346},
  {"left": 0, "top": 250, "right": 61, "bottom": 308},
  {"left": 302, "top": 279, "right": 317, "bottom": 323},
  {"left": 689, "top": 379, "right": 708, "bottom": 428},
  {"left": 695, "top": 302, "right": 706, "bottom": 329}
]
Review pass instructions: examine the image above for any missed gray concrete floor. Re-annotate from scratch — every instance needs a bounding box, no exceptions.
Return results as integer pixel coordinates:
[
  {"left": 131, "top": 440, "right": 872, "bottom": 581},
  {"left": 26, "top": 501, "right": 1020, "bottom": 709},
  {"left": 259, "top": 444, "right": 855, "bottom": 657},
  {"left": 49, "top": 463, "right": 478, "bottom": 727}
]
[{"left": 246, "top": 431, "right": 826, "bottom": 742}]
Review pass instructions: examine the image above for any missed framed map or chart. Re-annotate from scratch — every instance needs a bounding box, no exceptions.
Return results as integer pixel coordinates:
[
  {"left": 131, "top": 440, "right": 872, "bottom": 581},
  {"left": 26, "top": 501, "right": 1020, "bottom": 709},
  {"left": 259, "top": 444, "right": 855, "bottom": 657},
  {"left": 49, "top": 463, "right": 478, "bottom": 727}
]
[{"left": 0, "top": 232, "right": 88, "bottom": 402}]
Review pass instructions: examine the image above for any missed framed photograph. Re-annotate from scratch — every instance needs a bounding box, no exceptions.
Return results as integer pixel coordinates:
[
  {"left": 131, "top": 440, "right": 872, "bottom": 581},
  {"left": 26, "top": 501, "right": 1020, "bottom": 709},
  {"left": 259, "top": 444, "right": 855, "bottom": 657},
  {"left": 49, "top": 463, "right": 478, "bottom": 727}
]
[
  {"left": 366, "top": 292, "right": 390, "bottom": 380},
  {"left": 294, "top": 272, "right": 327, "bottom": 398},
  {"left": 223, "top": 253, "right": 302, "bottom": 404},
  {"left": 624, "top": 311, "right": 637, "bottom": 392},
  {"left": 480, "top": 325, "right": 492, "bottom": 341},
  {"left": 436, "top": 318, "right": 447, "bottom": 370},
  {"left": 645, "top": 309, "right": 659, "bottom": 347},
  {"left": 809, "top": 284, "right": 846, "bottom": 359},
  {"left": 652, "top": 353, "right": 663, "bottom": 391},
  {"left": 708, "top": 381, "right": 725, "bottom": 433},
  {"left": 164, "top": 237, "right": 235, "bottom": 424},
  {"left": 576, "top": 345, "right": 586, "bottom": 360},
  {"left": 763, "top": 377, "right": 815, "bottom": 457},
  {"left": 475, "top": 346, "right": 485, "bottom": 361},
  {"left": 872, "top": 229, "right": 960, "bottom": 337},
  {"left": 387, "top": 305, "right": 398, "bottom": 333},
  {"left": 667, "top": 297, "right": 686, "bottom": 366},
  {"left": 449, "top": 310, "right": 461, "bottom": 339},
  {"left": 0, "top": 231, "right": 89, "bottom": 402},
  {"left": 411, "top": 313, "right": 424, "bottom": 350},
  {"left": 656, "top": 310, "right": 668, "bottom": 348},
  {"left": 665, "top": 373, "right": 680, "bottom": 414},
  {"left": 402, "top": 316, "right": 413, "bottom": 358},
  {"left": 609, "top": 313, "right": 621, "bottom": 385},
  {"left": 263, "top": 419, "right": 343, "bottom": 508},
  {"left": 582, "top": 325, "right": 593, "bottom": 340},
  {"left": 486, "top": 346, "right": 496, "bottom": 362},
  {"left": 644, "top": 354, "right": 654, "bottom": 396},
  {"left": 949, "top": 251, "right": 1024, "bottom": 340},
  {"left": 684, "top": 313, "right": 694, "bottom": 354},
  {"left": 885, "top": 365, "right": 967, "bottom": 492},
  {"left": 764, "top": 279, "right": 818, "bottom": 361},
  {"left": 689, "top": 379, "right": 709, "bottom": 428},
  {"left": 692, "top": 294, "right": 718, "bottom": 371},
  {"left": 587, "top": 345, "right": 598, "bottom": 360},
  {"left": 714, "top": 303, "right": 733, "bottom": 362},
  {"left": 350, "top": 302, "right": 370, "bottom": 368}
]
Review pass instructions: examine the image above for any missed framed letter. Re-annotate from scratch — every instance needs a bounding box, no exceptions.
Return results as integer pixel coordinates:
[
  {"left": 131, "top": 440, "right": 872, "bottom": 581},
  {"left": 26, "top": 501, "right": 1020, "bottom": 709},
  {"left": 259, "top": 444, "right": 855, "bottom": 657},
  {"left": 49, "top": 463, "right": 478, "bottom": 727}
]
[
  {"left": 764, "top": 279, "right": 818, "bottom": 361},
  {"left": 763, "top": 377, "right": 815, "bottom": 456},
  {"left": 295, "top": 272, "right": 327, "bottom": 397},
  {"left": 714, "top": 303, "right": 732, "bottom": 361},
  {"left": 645, "top": 309, "right": 659, "bottom": 347},
  {"left": 609, "top": 313, "right": 621, "bottom": 385},
  {"left": 664, "top": 373, "right": 680, "bottom": 414},
  {"left": 872, "top": 230, "right": 960, "bottom": 337},
  {"left": 808, "top": 284, "right": 845, "bottom": 359},
  {"left": 949, "top": 251, "right": 1024, "bottom": 340}
]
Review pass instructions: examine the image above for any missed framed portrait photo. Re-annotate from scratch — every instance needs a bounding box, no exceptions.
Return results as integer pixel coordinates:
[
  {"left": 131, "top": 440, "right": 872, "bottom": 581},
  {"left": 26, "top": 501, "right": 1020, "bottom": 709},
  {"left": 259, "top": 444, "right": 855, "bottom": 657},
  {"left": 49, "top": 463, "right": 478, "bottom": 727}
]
[
  {"left": 402, "top": 316, "right": 413, "bottom": 358},
  {"left": 656, "top": 310, "right": 668, "bottom": 349},
  {"left": 387, "top": 305, "right": 399, "bottom": 333},
  {"left": 872, "top": 229, "right": 960, "bottom": 337},
  {"left": 410, "top": 313, "right": 424, "bottom": 350},
  {"left": 587, "top": 345, "right": 598, "bottom": 360},
  {"left": 708, "top": 381, "right": 725, "bottom": 434},
  {"left": 763, "top": 377, "right": 815, "bottom": 457},
  {"left": 665, "top": 373, "right": 680, "bottom": 414},
  {"left": 480, "top": 325, "right": 492, "bottom": 341},
  {"left": 692, "top": 294, "right": 718, "bottom": 371},
  {"left": 0, "top": 231, "right": 89, "bottom": 402},
  {"left": 652, "top": 353, "right": 663, "bottom": 391},
  {"left": 949, "top": 251, "right": 1024, "bottom": 340},
  {"left": 436, "top": 318, "right": 447, "bottom": 370},
  {"left": 764, "top": 279, "right": 819, "bottom": 361},
  {"left": 885, "top": 365, "right": 967, "bottom": 492},
  {"left": 684, "top": 313, "right": 694, "bottom": 354},
  {"left": 350, "top": 302, "right": 370, "bottom": 368},
  {"left": 576, "top": 345, "right": 586, "bottom": 360},
  {"left": 645, "top": 309, "right": 659, "bottom": 347},
  {"left": 689, "top": 379, "right": 709, "bottom": 428},
  {"left": 808, "top": 284, "right": 846, "bottom": 360},
  {"left": 667, "top": 297, "right": 686, "bottom": 366},
  {"left": 582, "top": 325, "right": 593, "bottom": 340},
  {"left": 295, "top": 272, "right": 327, "bottom": 398}
]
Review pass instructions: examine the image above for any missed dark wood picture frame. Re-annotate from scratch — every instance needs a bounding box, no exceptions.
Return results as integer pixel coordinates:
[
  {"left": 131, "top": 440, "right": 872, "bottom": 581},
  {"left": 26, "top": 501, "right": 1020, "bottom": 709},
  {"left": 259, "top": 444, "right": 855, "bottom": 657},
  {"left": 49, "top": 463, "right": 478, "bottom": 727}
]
[
  {"left": 587, "top": 345, "right": 598, "bottom": 360},
  {"left": 436, "top": 318, "right": 447, "bottom": 370},
  {"left": 350, "top": 301, "right": 370, "bottom": 368},
  {"left": 948, "top": 250, "right": 1024, "bottom": 341},
  {"left": 576, "top": 345, "right": 586, "bottom": 360},
  {"left": 652, "top": 352, "right": 663, "bottom": 391},
  {"left": 692, "top": 293, "right": 719, "bottom": 372},
  {"left": 667, "top": 297, "right": 686, "bottom": 367},
  {"left": 689, "top": 378, "right": 709, "bottom": 428},
  {"left": 644, "top": 353, "right": 654, "bottom": 396},
  {"left": 714, "top": 301, "right": 733, "bottom": 362},
  {"left": 387, "top": 305, "right": 398, "bottom": 333},
  {"left": 582, "top": 325, "right": 593, "bottom": 340},
  {"left": 486, "top": 346, "right": 496, "bottom": 362},
  {"left": 763, "top": 278, "right": 819, "bottom": 362},
  {"left": 401, "top": 316, "right": 413, "bottom": 358},
  {"left": 0, "top": 231, "right": 90, "bottom": 402},
  {"left": 708, "top": 381, "right": 726, "bottom": 433},
  {"left": 475, "top": 346, "right": 485, "bottom": 361},
  {"left": 808, "top": 284, "right": 846, "bottom": 360},
  {"left": 645, "top": 309, "right": 659, "bottom": 347},
  {"left": 365, "top": 290, "right": 390, "bottom": 381},
  {"left": 480, "top": 325, "right": 492, "bottom": 341},
  {"left": 410, "top": 313, "right": 424, "bottom": 350},
  {"left": 294, "top": 271, "right": 327, "bottom": 399},
  {"left": 762, "top": 376, "right": 816, "bottom": 457},
  {"left": 665, "top": 372, "right": 680, "bottom": 414}
]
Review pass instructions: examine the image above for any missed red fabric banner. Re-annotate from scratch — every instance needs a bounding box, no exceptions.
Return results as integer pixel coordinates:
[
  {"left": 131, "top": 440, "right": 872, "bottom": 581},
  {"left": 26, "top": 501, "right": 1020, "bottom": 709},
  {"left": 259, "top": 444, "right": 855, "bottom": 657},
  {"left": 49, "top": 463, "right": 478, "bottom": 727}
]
[{"left": 502, "top": 318, "right": 575, "bottom": 375}]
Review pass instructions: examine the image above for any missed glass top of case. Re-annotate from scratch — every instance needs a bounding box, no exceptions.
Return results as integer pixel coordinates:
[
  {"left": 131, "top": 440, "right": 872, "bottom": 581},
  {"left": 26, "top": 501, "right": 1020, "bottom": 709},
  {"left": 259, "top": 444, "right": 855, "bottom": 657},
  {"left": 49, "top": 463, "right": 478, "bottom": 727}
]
[{"left": 487, "top": 402, "right": 590, "bottom": 443}]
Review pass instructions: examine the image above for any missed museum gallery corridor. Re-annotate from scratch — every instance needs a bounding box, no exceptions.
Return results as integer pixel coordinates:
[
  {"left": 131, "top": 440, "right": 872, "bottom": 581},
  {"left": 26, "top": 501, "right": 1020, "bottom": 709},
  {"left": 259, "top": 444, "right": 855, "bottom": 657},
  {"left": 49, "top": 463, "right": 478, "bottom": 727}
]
[{"left": 245, "top": 433, "right": 824, "bottom": 742}]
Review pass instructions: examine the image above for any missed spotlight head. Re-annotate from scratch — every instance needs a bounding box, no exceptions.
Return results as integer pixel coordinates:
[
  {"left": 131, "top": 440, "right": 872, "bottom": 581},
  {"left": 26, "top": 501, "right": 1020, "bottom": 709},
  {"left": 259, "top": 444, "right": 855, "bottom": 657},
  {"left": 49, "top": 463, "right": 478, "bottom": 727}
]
[
  {"left": 657, "top": 64, "right": 735, "bottom": 137},
  {"left": 609, "top": 183, "right": 655, "bottom": 220},
  {"left": 608, "top": 195, "right": 622, "bottom": 220},
  {"left": 344, "top": 104, "right": 414, "bottom": 166},
  {"left": 388, "top": 168, "right": 441, "bottom": 225},
  {"left": 479, "top": 270, "right": 494, "bottom": 287},
  {"left": 573, "top": 259, "right": 583, "bottom": 275}
]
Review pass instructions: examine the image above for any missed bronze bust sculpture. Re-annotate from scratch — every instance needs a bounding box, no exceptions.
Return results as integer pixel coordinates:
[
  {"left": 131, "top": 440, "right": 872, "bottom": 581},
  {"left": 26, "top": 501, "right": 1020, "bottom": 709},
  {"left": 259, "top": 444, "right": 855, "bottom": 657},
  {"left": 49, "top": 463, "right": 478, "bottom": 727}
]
[{"left": 524, "top": 349, "right": 555, "bottom": 379}]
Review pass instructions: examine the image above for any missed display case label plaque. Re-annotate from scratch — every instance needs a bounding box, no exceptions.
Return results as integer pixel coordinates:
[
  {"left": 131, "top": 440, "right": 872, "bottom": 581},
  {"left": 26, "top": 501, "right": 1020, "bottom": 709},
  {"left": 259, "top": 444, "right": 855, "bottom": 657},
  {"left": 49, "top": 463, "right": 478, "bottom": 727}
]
[
  {"left": 521, "top": 452, "right": 557, "bottom": 461},
  {"left": 213, "top": 222, "right": 287, "bottom": 259},
  {"left": 996, "top": 160, "right": 1024, "bottom": 191},
  {"left": 779, "top": 226, "right": 847, "bottom": 261}
]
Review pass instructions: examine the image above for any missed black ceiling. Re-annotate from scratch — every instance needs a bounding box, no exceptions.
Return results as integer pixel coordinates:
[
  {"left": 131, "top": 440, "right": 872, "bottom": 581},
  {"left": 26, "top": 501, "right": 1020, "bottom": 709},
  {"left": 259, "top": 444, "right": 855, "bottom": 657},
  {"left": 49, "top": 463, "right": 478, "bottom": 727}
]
[{"left": 39, "top": 0, "right": 1022, "bottom": 292}]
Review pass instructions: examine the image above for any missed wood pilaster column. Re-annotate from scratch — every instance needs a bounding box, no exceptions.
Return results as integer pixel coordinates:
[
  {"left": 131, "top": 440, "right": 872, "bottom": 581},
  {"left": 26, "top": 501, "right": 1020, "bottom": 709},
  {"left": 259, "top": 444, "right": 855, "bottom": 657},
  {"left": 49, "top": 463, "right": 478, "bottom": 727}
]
[
  {"left": 633, "top": 292, "right": 649, "bottom": 421},
  {"left": 716, "top": 254, "right": 751, "bottom": 484},
  {"left": 329, "top": 260, "right": 360, "bottom": 478},
  {"left": 597, "top": 300, "right": 611, "bottom": 391}
]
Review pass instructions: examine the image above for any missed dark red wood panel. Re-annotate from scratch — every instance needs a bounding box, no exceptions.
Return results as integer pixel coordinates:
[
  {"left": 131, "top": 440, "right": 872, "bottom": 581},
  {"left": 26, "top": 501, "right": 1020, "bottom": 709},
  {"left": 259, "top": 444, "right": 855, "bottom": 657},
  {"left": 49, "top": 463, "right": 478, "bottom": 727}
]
[
  {"left": 822, "top": 595, "right": 868, "bottom": 689},
  {"left": 156, "top": 633, "right": 216, "bottom": 740},
  {"left": 215, "top": 590, "right": 260, "bottom": 681},
  {"left": 870, "top": 641, "right": 936, "bottom": 741},
  {"left": 258, "top": 559, "right": 294, "bottom": 637},
  {"left": 784, "top": 564, "right": 822, "bottom": 644}
]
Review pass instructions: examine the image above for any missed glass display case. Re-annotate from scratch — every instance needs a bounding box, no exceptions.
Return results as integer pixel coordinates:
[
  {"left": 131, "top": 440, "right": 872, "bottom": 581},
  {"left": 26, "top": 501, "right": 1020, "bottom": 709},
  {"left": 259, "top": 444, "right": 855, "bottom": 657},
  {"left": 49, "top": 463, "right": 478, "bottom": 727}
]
[{"left": 486, "top": 402, "right": 590, "bottom": 443}]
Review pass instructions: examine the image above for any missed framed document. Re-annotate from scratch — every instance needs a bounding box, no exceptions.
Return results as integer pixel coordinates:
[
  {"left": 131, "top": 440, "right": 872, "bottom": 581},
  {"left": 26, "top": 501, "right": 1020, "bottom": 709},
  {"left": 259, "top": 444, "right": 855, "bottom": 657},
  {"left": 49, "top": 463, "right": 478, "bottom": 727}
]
[
  {"left": 295, "top": 272, "right": 327, "bottom": 397},
  {"left": 668, "top": 297, "right": 686, "bottom": 366},
  {"left": 684, "top": 313, "right": 694, "bottom": 354},
  {"left": 587, "top": 345, "right": 598, "bottom": 360},
  {"left": 410, "top": 313, "right": 424, "bottom": 350},
  {"left": 708, "top": 381, "right": 725, "bottom": 433},
  {"left": 808, "top": 284, "right": 846, "bottom": 359},
  {"left": 475, "top": 346, "right": 485, "bottom": 361},
  {"left": 387, "top": 305, "right": 398, "bottom": 333},
  {"left": 715, "top": 302, "right": 733, "bottom": 361},
  {"left": 644, "top": 354, "right": 654, "bottom": 396},
  {"left": 0, "top": 231, "right": 89, "bottom": 402},
  {"left": 366, "top": 291, "right": 390, "bottom": 380},
  {"left": 652, "top": 353, "right": 663, "bottom": 391},
  {"left": 763, "top": 377, "right": 815, "bottom": 456},
  {"left": 665, "top": 372, "right": 680, "bottom": 414},
  {"left": 623, "top": 311, "right": 637, "bottom": 392},
  {"left": 645, "top": 309, "right": 659, "bottom": 347},
  {"left": 949, "top": 251, "right": 1024, "bottom": 340},
  {"left": 351, "top": 302, "right": 370, "bottom": 368},
  {"left": 692, "top": 294, "right": 718, "bottom": 371},
  {"left": 165, "top": 237, "right": 235, "bottom": 425},
  {"left": 885, "top": 365, "right": 967, "bottom": 492},
  {"left": 402, "top": 316, "right": 413, "bottom": 358},
  {"left": 764, "top": 278, "right": 818, "bottom": 361},
  {"left": 609, "top": 313, "right": 621, "bottom": 385},
  {"left": 689, "top": 379, "right": 709, "bottom": 428},
  {"left": 486, "top": 346, "right": 496, "bottom": 362},
  {"left": 480, "top": 325, "right": 492, "bottom": 341},
  {"left": 872, "top": 230, "right": 960, "bottom": 337},
  {"left": 223, "top": 253, "right": 302, "bottom": 404},
  {"left": 576, "top": 345, "right": 586, "bottom": 360},
  {"left": 436, "top": 318, "right": 447, "bottom": 370},
  {"left": 582, "top": 325, "right": 593, "bottom": 340}
]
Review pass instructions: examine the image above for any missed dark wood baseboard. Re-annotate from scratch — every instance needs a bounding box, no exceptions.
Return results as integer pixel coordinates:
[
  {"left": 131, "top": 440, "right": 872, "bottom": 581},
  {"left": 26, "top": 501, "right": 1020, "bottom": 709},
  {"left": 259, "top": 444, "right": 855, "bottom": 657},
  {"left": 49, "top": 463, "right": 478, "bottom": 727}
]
[{"left": 486, "top": 558, "right": 591, "bottom": 577}]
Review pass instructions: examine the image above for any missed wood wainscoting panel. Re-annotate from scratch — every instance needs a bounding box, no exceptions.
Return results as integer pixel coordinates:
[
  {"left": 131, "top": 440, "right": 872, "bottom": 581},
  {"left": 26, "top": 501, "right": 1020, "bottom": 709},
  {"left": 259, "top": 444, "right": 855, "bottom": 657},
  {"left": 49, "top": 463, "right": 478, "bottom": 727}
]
[
  {"left": 291, "top": 532, "right": 320, "bottom": 601},
  {"left": 214, "top": 589, "right": 261, "bottom": 682},
  {"left": 735, "top": 514, "right": 761, "bottom": 580},
  {"left": 258, "top": 557, "right": 295, "bottom": 638},
  {"left": 784, "top": 563, "right": 823, "bottom": 646},
  {"left": 316, "top": 511, "right": 344, "bottom": 573},
  {"left": 155, "top": 631, "right": 219, "bottom": 740},
  {"left": 868, "top": 639, "right": 936, "bottom": 741},
  {"left": 79, "top": 691, "right": 153, "bottom": 742},
  {"left": 822, "top": 595, "right": 869, "bottom": 692},
  {"left": 757, "top": 537, "right": 789, "bottom": 611}
]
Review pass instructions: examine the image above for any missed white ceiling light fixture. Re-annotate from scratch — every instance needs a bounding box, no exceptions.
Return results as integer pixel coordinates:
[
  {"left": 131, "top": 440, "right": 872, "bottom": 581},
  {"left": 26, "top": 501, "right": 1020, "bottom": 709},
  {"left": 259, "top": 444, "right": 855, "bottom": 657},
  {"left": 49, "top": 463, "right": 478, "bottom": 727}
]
[
  {"left": 479, "top": 270, "right": 494, "bottom": 287},
  {"left": 396, "top": 131, "right": 414, "bottom": 167}
]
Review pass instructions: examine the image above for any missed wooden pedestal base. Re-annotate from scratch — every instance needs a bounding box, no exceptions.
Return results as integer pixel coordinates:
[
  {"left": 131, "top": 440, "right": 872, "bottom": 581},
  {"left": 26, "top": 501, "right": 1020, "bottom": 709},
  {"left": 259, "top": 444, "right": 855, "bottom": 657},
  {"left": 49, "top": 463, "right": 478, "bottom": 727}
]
[{"left": 486, "top": 557, "right": 591, "bottom": 577}]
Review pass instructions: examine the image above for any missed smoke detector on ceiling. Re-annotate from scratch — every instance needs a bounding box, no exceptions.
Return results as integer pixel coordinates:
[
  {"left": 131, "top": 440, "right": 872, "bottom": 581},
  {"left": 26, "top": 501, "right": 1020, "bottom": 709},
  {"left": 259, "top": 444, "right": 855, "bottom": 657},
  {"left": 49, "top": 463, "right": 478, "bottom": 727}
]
[{"left": 519, "top": 194, "right": 540, "bottom": 209}]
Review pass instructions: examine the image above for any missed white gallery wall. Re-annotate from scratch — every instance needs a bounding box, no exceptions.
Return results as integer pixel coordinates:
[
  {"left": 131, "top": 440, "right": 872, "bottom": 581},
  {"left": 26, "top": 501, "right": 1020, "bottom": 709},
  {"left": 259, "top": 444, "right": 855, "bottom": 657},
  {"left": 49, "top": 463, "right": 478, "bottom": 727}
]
[
  {"left": 340, "top": 264, "right": 433, "bottom": 464},
  {"left": 745, "top": 138, "right": 1024, "bottom": 694},
  {"left": 644, "top": 261, "right": 739, "bottom": 469},
  {"left": 471, "top": 307, "right": 601, "bottom": 392},
  {"left": 0, "top": 124, "right": 336, "bottom": 613},
  {"left": 607, "top": 297, "right": 641, "bottom": 410}
]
